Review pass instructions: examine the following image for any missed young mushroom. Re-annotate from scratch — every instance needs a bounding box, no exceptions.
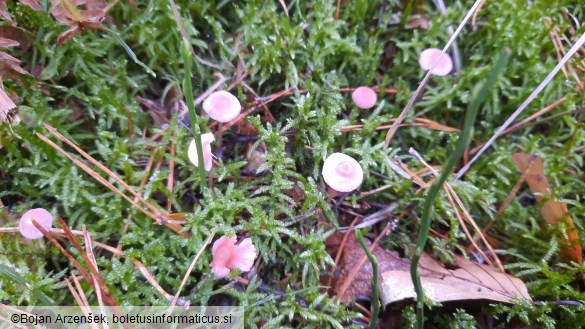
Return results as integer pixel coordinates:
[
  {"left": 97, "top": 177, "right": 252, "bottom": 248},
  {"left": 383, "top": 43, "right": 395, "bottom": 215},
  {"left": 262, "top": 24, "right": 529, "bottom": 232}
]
[
  {"left": 210, "top": 236, "right": 257, "bottom": 279},
  {"left": 202, "top": 90, "right": 241, "bottom": 123},
  {"left": 322, "top": 153, "right": 364, "bottom": 193},
  {"left": 418, "top": 48, "right": 453, "bottom": 76},
  {"left": 188, "top": 133, "right": 215, "bottom": 171},
  {"left": 19, "top": 208, "right": 53, "bottom": 240},
  {"left": 351, "top": 86, "right": 377, "bottom": 109}
]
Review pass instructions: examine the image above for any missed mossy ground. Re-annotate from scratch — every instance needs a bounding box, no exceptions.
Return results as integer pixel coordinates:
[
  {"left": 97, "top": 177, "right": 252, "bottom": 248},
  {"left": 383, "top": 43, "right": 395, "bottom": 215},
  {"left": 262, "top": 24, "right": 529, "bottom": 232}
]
[{"left": 1, "top": 1, "right": 585, "bottom": 328}]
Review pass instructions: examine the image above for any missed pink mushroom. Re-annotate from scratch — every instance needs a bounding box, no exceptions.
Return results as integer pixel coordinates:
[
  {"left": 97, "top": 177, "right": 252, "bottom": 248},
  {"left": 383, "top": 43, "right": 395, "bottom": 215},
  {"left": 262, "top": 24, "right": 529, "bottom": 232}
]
[
  {"left": 188, "top": 133, "right": 215, "bottom": 171},
  {"left": 202, "top": 91, "right": 241, "bottom": 123},
  {"left": 322, "top": 153, "right": 364, "bottom": 193},
  {"left": 210, "top": 236, "right": 257, "bottom": 279},
  {"left": 19, "top": 208, "right": 53, "bottom": 240},
  {"left": 352, "top": 86, "right": 377, "bottom": 109},
  {"left": 418, "top": 48, "right": 453, "bottom": 76}
]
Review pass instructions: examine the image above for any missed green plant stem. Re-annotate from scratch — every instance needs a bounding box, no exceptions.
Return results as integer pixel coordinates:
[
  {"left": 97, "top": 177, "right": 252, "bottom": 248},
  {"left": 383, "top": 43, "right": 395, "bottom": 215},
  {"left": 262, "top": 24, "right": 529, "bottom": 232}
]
[
  {"left": 411, "top": 50, "right": 511, "bottom": 329},
  {"left": 181, "top": 40, "right": 207, "bottom": 192},
  {"left": 355, "top": 229, "right": 380, "bottom": 329}
]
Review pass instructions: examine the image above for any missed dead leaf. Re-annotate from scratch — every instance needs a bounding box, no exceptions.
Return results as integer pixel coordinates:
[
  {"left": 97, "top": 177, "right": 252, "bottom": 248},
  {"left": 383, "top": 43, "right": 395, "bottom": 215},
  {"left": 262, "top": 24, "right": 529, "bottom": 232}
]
[
  {"left": 380, "top": 254, "right": 531, "bottom": 305},
  {"left": 0, "top": 26, "right": 32, "bottom": 50},
  {"left": 0, "top": 51, "right": 32, "bottom": 80},
  {"left": 327, "top": 234, "right": 530, "bottom": 305},
  {"left": 512, "top": 153, "right": 582, "bottom": 265},
  {"left": 0, "top": 86, "right": 19, "bottom": 125},
  {"left": 50, "top": 0, "right": 114, "bottom": 44},
  {"left": 327, "top": 233, "right": 410, "bottom": 303}
]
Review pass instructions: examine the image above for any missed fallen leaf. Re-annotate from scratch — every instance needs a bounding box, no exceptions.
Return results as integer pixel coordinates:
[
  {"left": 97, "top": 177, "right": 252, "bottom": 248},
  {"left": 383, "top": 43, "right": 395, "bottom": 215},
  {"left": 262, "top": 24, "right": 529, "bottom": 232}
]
[
  {"left": 380, "top": 254, "right": 531, "bottom": 305},
  {"left": 0, "top": 86, "right": 19, "bottom": 125},
  {"left": 512, "top": 153, "right": 582, "bottom": 265},
  {"left": 327, "top": 234, "right": 530, "bottom": 306},
  {"left": 326, "top": 233, "right": 410, "bottom": 304},
  {"left": 0, "top": 51, "right": 32, "bottom": 80},
  {"left": 50, "top": 0, "right": 114, "bottom": 44},
  {"left": 0, "top": 26, "right": 32, "bottom": 50}
]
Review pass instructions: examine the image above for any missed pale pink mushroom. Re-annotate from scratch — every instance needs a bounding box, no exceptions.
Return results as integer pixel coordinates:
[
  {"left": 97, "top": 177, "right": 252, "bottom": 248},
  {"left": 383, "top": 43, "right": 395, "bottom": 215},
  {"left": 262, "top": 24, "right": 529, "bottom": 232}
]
[
  {"left": 322, "top": 153, "right": 364, "bottom": 193},
  {"left": 188, "top": 133, "right": 215, "bottom": 171},
  {"left": 351, "top": 86, "right": 377, "bottom": 109},
  {"left": 210, "top": 236, "right": 257, "bottom": 279},
  {"left": 418, "top": 48, "right": 453, "bottom": 76},
  {"left": 19, "top": 208, "right": 53, "bottom": 240},
  {"left": 202, "top": 91, "right": 241, "bottom": 123}
]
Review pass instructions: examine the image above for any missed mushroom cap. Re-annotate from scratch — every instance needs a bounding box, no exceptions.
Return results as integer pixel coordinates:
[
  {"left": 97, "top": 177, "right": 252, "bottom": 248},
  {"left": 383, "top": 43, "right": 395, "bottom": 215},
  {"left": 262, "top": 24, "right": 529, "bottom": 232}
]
[
  {"left": 202, "top": 91, "right": 241, "bottom": 123},
  {"left": 418, "top": 48, "right": 453, "bottom": 76},
  {"left": 19, "top": 208, "right": 53, "bottom": 240},
  {"left": 322, "top": 153, "right": 364, "bottom": 193},
  {"left": 351, "top": 86, "right": 377, "bottom": 109},
  {"left": 210, "top": 236, "right": 257, "bottom": 279},
  {"left": 188, "top": 133, "right": 215, "bottom": 171}
]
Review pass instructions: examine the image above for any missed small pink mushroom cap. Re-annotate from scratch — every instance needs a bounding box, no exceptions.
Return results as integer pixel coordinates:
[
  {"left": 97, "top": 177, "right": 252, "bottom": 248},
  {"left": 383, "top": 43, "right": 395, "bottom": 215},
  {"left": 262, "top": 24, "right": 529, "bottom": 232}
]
[
  {"left": 19, "top": 208, "right": 53, "bottom": 240},
  {"left": 322, "top": 153, "right": 364, "bottom": 193},
  {"left": 188, "top": 133, "right": 215, "bottom": 171},
  {"left": 418, "top": 48, "right": 453, "bottom": 76},
  {"left": 351, "top": 86, "right": 377, "bottom": 109},
  {"left": 202, "top": 91, "right": 241, "bottom": 123},
  {"left": 210, "top": 236, "right": 257, "bottom": 279}
]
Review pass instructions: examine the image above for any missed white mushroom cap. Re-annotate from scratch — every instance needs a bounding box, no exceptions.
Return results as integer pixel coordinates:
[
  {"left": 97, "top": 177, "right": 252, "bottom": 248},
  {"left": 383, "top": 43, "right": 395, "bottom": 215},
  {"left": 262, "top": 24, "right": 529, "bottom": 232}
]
[
  {"left": 19, "top": 208, "right": 53, "bottom": 240},
  {"left": 418, "top": 48, "right": 453, "bottom": 76},
  {"left": 202, "top": 91, "right": 241, "bottom": 123},
  {"left": 351, "top": 86, "right": 377, "bottom": 109},
  {"left": 322, "top": 153, "right": 364, "bottom": 192},
  {"left": 188, "top": 133, "right": 215, "bottom": 171}
]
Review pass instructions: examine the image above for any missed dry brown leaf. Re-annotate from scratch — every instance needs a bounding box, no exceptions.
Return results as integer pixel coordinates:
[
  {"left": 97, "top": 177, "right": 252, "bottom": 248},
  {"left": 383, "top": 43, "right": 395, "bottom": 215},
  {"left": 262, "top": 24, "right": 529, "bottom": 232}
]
[
  {"left": 0, "top": 26, "right": 32, "bottom": 50},
  {"left": 0, "top": 51, "right": 31, "bottom": 80},
  {"left": 0, "top": 86, "right": 19, "bottom": 125},
  {"left": 327, "top": 233, "right": 410, "bottom": 303},
  {"left": 380, "top": 254, "right": 531, "bottom": 305},
  {"left": 512, "top": 153, "right": 582, "bottom": 264},
  {"left": 327, "top": 233, "right": 530, "bottom": 305},
  {"left": 50, "top": 0, "right": 114, "bottom": 44}
]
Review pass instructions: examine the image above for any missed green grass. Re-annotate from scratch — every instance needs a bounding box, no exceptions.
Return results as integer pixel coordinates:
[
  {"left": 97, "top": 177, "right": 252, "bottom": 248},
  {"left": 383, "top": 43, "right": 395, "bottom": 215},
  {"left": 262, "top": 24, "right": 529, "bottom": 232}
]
[{"left": 1, "top": 0, "right": 585, "bottom": 328}]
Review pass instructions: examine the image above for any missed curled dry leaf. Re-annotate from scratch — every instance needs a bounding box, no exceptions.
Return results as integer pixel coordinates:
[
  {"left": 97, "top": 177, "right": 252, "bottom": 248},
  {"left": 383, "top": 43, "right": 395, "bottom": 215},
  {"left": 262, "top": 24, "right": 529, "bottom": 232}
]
[
  {"left": 50, "top": 0, "right": 115, "bottom": 44},
  {"left": 326, "top": 233, "right": 410, "bottom": 304},
  {"left": 326, "top": 233, "right": 530, "bottom": 306},
  {"left": 512, "top": 153, "right": 582, "bottom": 265},
  {"left": 0, "top": 86, "right": 19, "bottom": 125},
  {"left": 0, "top": 51, "right": 32, "bottom": 80},
  {"left": 380, "top": 254, "right": 531, "bottom": 305}
]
